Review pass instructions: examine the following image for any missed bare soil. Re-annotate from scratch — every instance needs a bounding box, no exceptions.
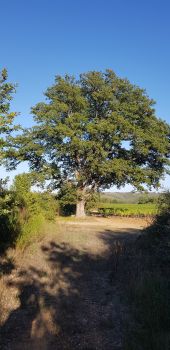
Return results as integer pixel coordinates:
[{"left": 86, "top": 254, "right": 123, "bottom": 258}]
[{"left": 0, "top": 217, "right": 147, "bottom": 350}]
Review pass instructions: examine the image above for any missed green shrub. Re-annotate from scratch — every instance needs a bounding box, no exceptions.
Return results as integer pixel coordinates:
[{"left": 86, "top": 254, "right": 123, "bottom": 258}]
[
  {"left": 16, "top": 213, "right": 45, "bottom": 248},
  {"left": 27, "top": 192, "right": 58, "bottom": 220},
  {"left": 0, "top": 174, "right": 58, "bottom": 250},
  {"left": 156, "top": 191, "right": 170, "bottom": 225},
  {"left": 0, "top": 189, "right": 20, "bottom": 250}
]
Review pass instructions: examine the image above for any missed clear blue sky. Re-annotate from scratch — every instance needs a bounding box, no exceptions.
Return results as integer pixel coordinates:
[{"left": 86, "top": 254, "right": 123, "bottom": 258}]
[{"left": 1, "top": 0, "right": 170, "bottom": 190}]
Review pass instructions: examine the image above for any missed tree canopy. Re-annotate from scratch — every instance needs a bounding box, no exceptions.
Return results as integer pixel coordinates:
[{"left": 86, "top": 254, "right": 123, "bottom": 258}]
[
  {"left": 0, "top": 68, "right": 18, "bottom": 164},
  {"left": 9, "top": 70, "right": 170, "bottom": 216}
]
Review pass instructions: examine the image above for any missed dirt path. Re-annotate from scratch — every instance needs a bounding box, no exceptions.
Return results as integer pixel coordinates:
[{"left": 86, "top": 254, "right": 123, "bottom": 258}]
[{"left": 0, "top": 217, "right": 147, "bottom": 350}]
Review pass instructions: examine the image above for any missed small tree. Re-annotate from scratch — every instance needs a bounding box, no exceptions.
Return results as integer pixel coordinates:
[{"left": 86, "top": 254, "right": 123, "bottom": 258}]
[
  {"left": 12, "top": 173, "right": 58, "bottom": 221},
  {"left": 0, "top": 68, "right": 18, "bottom": 164},
  {"left": 10, "top": 70, "right": 170, "bottom": 216}
]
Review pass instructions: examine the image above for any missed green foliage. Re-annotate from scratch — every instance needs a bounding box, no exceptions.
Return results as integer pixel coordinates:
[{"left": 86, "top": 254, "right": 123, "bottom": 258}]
[
  {"left": 138, "top": 193, "right": 157, "bottom": 204},
  {"left": 35, "top": 192, "right": 59, "bottom": 220},
  {"left": 12, "top": 173, "right": 58, "bottom": 220},
  {"left": 15, "top": 189, "right": 58, "bottom": 249},
  {"left": 12, "top": 172, "right": 32, "bottom": 194},
  {"left": 85, "top": 191, "right": 100, "bottom": 211},
  {"left": 9, "top": 70, "right": 170, "bottom": 215},
  {"left": 0, "top": 174, "right": 58, "bottom": 250},
  {"left": 156, "top": 191, "right": 170, "bottom": 225},
  {"left": 57, "top": 181, "right": 99, "bottom": 215},
  {"left": 16, "top": 213, "right": 45, "bottom": 248},
  {"left": 57, "top": 181, "right": 77, "bottom": 215},
  {"left": 0, "top": 68, "right": 18, "bottom": 163},
  {"left": 57, "top": 181, "right": 77, "bottom": 205},
  {"left": 0, "top": 183, "right": 20, "bottom": 250}
]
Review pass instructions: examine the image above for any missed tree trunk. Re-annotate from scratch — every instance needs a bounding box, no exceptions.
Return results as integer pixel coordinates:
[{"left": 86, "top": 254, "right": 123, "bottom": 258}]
[{"left": 76, "top": 199, "right": 86, "bottom": 217}]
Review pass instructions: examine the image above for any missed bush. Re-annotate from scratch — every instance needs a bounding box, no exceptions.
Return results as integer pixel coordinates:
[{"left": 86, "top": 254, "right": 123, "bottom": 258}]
[
  {"left": 156, "top": 191, "right": 170, "bottom": 225},
  {"left": 0, "top": 174, "right": 58, "bottom": 250},
  {"left": 15, "top": 190, "right": 58, "bottom": 248},
  {"left": 25, "top": 192, "right": 58, "bottom": 221},
  {"left": 0, "top": 188, "right": 20, "bottom": 251},
  {"left": 16, "top": 213, "right": 45, "bottom": 248}
]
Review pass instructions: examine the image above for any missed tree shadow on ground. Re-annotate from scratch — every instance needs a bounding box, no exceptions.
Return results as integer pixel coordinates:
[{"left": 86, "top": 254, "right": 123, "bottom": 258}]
[
  {"left": 0, "top": 253, "right": 15, "bottom": 277},
  {"left": 0, "top": 228, "right": 140, "bottom": 350}
]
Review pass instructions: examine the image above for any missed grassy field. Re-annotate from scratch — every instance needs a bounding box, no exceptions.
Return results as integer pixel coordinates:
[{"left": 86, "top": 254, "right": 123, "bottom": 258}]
[{"left": 95, "top": 203, "right": 157, "bottom": 217}]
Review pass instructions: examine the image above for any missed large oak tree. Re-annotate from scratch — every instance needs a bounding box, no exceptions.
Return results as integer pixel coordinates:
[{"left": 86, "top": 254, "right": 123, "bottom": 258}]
[{"left": 9, "top": 70, "right": 170, "bottom": 216}]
